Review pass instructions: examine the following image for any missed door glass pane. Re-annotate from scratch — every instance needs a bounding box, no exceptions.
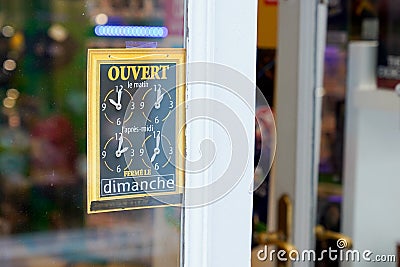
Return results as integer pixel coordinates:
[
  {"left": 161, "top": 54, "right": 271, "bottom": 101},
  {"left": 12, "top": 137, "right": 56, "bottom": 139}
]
[
  {"left": 316, "top": 1, "right": 379, "bottom": 266},
  {"left": 0, "top": 1, "right": 184, "bottom": 266}
]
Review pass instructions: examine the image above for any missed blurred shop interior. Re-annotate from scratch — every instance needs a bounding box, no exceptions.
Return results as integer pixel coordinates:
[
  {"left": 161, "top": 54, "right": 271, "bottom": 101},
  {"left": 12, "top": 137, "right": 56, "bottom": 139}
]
[
  {"left": 0, "top": 0, "right": 184, "bottom": 266},
  {"left": 0, "top": 0, "right": 398, "bottom": 267},
  {"left": 254, "top": 0, "right": 399, "bottom": 266}
]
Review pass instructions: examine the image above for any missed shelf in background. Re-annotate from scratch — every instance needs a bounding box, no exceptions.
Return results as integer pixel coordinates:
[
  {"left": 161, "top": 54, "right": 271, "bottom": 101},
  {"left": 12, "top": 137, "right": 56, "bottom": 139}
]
[{"left": 318, "top": 182, "right": 342, "bottom": 198}]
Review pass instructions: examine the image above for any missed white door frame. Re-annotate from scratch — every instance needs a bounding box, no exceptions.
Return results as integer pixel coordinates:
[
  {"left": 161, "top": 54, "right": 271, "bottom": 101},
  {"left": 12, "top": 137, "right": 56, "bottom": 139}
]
[
  {"left": 270, "top": 1, "right": 325, "bottom": 266},
  {"left": 184, "top": 0, "right": 258, "bottom": 267},
  {"left": 183, "top": 0, "right": 325, "bottom": 266}
]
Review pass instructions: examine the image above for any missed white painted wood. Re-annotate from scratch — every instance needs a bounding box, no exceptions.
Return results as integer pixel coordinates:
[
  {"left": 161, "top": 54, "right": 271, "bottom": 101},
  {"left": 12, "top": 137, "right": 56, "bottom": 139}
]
[
  {"left": 271, "top": 2, "right": 323, "bottom": 267},
  {"left": 184, "top": 0, "right": 257, "bottom": 267},
  {"left": 342, "top": 41, "right": 400, "bottom": 267}
]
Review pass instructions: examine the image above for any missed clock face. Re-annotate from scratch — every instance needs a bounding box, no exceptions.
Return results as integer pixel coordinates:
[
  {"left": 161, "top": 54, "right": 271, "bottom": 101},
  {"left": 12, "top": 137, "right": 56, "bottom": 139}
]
[
  {"left": 101, "top": 134, "right": 134, "bottom": 173},
  {"left": 101, "top": 86, "right": 134, "bottom": 125},
  {"left": 140, "top": 84, "right": 174, "bottom": 123},
  {"left": 141, "top": 131, "right": 174, "bottom": 172}
]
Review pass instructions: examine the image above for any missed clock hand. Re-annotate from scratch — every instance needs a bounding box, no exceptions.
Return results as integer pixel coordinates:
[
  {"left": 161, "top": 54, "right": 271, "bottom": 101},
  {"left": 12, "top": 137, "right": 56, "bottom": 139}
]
[
  {"left": 155, "top": 132, "right": 161, "bottom": 149},
  {"left": 109, "top": 89, "right": 122, "bottom": 111},
  {"left": 116, "top": 88, "right": 122, "bottom": 110},
  {"left": 116, "top": 146, "right": 129, "bottom": 158},
  {"left": 119, "top": 146, "right": 129, "bottom": 154},
  {"left": 150, "top": 132, "right": 161, "bottom": 162},
  {"left": 150, "top": 151, "right": 158, "bottom": 162},
  {"left": 157, "top": 87, "right": 161, "bottom": 99},
  {"left": 115, "top": 135, "right": 124, "bottom": 158},
  {"left": 109, "top": 98, "right": 118, "bottom": 107},
  {"left": 154, "top": 88, "right": 164, "bottom": 109}
]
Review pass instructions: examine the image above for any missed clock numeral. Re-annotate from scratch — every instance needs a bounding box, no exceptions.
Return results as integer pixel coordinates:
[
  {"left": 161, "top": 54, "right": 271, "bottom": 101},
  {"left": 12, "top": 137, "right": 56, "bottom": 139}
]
[
  {"left": 115, "top": 85, "right": 123, "bottom": 91},
  {"left": 131, "top": 102, "right": 135, "bottom": 110},
  {"left": 116, "top": 165, "right": 121, "bottom": 173},
  {"left": 154, "top": 84, "right": 161, "bottom": 91},
  {"left": 154, "top": 163, "right": 159, "bottom": 171},
  {"left": 115, "top": 132, "right": 122, "bottom": 140},
  {"left": 154, "top": 116, "right": 159, "bottom": 124},
  {"left": 102, "top": 102, "right": 107, "bottom": 111},
  {"left": 116, "top": 118, "right": 121, "bottom": 125},
  {"left": 131, "top": 148, "right": 135, "bottom": 157},
  {"left": 153, "top": 131, "right": 161, "bottom": 138},
  {"left": 169, "top": 147, "right": 173, "bottom": 155},
  {"left": 140, "top": 101, "right": 145, "bottom": 109},
  {"left": 139, "top": 148, "right": 145, "bottom": 156},
  {"left": 169, "top": 101, "right": 174, "bottom": 109},
  {"left": 102, "top": 150, "right": 107, "bottom": 159}
]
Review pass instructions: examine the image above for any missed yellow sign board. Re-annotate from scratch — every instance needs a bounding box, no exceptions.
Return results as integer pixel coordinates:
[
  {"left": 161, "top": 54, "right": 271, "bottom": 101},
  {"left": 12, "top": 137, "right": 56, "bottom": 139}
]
[{"left": 87, "top": 49, "right": 185, "bottom": 213}]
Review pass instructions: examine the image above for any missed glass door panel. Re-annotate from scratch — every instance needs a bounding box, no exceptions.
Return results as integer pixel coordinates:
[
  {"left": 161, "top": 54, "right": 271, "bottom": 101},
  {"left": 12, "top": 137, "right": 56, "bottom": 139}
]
[{"left": 0, "top": 1, "right": 184, "bottom": 266}]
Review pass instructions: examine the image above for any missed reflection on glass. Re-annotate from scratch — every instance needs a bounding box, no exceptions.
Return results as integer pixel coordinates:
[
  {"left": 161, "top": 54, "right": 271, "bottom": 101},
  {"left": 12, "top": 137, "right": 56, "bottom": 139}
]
[{"left": 0, "top": 0, "right": 184, "bottom": 266}]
